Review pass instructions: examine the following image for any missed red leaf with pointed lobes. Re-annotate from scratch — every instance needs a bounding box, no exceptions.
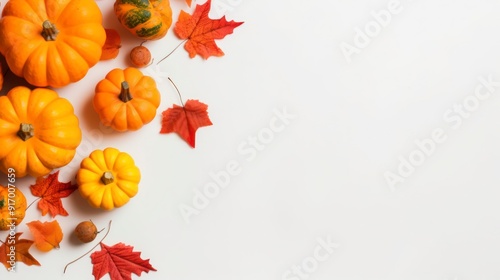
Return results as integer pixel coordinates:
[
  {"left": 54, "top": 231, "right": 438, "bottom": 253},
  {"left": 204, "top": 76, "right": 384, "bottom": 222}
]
[
  {"left": 30, "top": 171, "right": 78, "bottom": 217},
  {"left": 160, "top": 99, "right": 213, "bottom": 148},
  {"left": 91, "top": 242, "right": 156, "bottom": 280},
  {"left": 174, "top": 0, "right": 244, "bottom": 59}
]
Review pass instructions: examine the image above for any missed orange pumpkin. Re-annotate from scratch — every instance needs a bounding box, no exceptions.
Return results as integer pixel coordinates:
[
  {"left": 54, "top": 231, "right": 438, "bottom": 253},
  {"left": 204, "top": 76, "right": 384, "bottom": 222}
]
[
  {"left": 93, "top": 67, "right": 161, "bottom": 131},
  {"left": 0, "top": 0, "right": 106, "bottom": 88},
  {"left": 0, "top": 56, "right": 3, "bottom": 91},
  {"left": 0, "top": 86, "right": 82, "bottom": 178},
  {"left": 0, "top": 184, "right": 27, "bottom": 231}
]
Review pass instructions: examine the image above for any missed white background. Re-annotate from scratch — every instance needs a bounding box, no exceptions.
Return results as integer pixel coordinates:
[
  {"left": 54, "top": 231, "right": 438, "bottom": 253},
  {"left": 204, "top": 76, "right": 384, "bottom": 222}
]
[{"left": 1, "top": 0, "right": 500, "bottom": 279}]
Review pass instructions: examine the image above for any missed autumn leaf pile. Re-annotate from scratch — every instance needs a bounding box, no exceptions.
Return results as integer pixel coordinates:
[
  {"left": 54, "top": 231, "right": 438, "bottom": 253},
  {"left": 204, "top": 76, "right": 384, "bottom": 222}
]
[{"left": 0, "top": 0, "right": 243, "bottom": 278}]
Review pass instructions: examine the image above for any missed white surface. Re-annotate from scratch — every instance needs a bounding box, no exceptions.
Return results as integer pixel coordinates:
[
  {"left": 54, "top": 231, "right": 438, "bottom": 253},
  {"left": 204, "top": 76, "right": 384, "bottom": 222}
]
[{"left": 1, "top": 0, "right": 500, "bottom": 279}]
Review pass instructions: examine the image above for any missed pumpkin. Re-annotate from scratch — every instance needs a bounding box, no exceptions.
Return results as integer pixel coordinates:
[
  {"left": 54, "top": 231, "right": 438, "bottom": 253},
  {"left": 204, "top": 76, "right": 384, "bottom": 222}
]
[
  {"left": 0, "top": 0, "right": 106, "bottom": 88},
  {"left": 0, "top": 184, "right": 27, "bottom": 231},
  {"left": 0, "top": 54, "right": 4, "bottom": 91},
  {"left": 93, "top": 67, "right": 161, "bottom": 131},
  {"left": 0, "top": 86, "right": 82, "bottom": 178},
  {"left": 76, "top": 147, "right": 141, "bottom": 210},
  {"left": 114, "top": 0, "right": 172, "bottom": 40}
]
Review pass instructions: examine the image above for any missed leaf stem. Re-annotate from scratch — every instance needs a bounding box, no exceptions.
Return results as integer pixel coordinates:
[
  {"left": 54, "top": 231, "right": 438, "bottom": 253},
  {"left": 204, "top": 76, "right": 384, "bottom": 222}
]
[
  {"left": 156, "top": 39, "right": 187, "bottom": 65},
  {"left": 26, "top": 197, "right": 41, "bottom": 211},
  {"left": 63, "top": 220, "right": 112, "bottom": 274},
  {"left": 167, "top": 77, "right": 185, "bottom": 107}
]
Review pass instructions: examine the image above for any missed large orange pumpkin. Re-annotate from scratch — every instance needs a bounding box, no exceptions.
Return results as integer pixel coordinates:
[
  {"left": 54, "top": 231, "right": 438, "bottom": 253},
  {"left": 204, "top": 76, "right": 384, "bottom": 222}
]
[
  {"left": 0, "top": 86, "right": 82, "bottom": 178},
  {"left": 0, "top": 0, "right": 106, "bottom": 88}
]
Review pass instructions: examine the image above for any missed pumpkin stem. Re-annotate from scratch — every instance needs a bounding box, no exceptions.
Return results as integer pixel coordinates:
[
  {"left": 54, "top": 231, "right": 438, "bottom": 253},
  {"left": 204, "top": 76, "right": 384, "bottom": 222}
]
[
  {"left": 101, "top": 171, "right": 115, "bottom": 185},
  {"left": 17, "top": 123, "right": 34, "bottom": 141},
  {"left": 119, "top": 81, "right": 133, "bottom": 102},
  {"left": 41, "top": 20, "right": 59, "bottom": 41}
]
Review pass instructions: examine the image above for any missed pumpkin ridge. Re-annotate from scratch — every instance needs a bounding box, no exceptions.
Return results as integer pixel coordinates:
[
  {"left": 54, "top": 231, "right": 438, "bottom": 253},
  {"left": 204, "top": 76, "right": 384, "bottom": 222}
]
[
  {"left": 103, "top": 148, "right": 119, "bottom": 171},
  {"left": 47, "top": 43, "right": 72, "bottom": 86},
  {"left": 26, "top": 142, "right": 52, "bottom": 176},
  {"left": 3, "top": 32, "right": 44, "bottom": 77},
  {"left": 125, "top": 102, "right": 145, "bottom": 127},
  {"left": 27, "top": 88, "right": 58, "bottom": 121},
  {"left": 6, "top": 89, "right": 29, "bottom": 123},
  {"left": 44, "top": 0, "right": 72, "bottom": 23},
  {"left": 23, "top": 42, "right": 50, "bottom": 86},
  {"left": 59, "top": 35, "right": 103, "bottom": 66},
  {"left": 29, "top": 138, "right": 74, "bottom": 169},
  {"left": 123, "top": 9, "right": 152, "bottom": 29},
  {"left": 2, "top": 0, "right": 45, "bottom": 26},
  {"left": 55, "top": 0, "right": 100, "bottom": 27}
]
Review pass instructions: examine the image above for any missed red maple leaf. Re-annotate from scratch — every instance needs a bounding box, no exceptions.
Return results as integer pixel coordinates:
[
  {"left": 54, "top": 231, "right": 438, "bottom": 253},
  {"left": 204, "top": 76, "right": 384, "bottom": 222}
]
[
  {"left": 91, "top": 242, "right": 156, "bottom": 280},
  {"left": 29, "top": 171, "right": 78, "bottom": 217},
  {"left": 160, "top": 99, "right": 212, "bottom": 148},
  {"left": 174, "top": 0, "right": 244, "bottom": 59}
]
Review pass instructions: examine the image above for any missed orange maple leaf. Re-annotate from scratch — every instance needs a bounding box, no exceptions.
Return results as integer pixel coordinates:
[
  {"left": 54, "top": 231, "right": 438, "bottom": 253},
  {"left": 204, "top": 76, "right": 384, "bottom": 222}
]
[
  {"left": 30, "top": 171, "right": 78, "bottom": 217},
  {"left": 160, "top": 99, "right": 212, "bottom": 148},
  {"left": 174, "top": 0, "right": 244, "bottom": 59},
  {"left": 27, "top": 220, "right": 63, "bottom": 252},
  {"left": 91, "top": 242, "right": 156, "bottom": 280},
  {"left": 0, "top": 232, "right": 41, "bottom": 270},
  {"left": 185, "top": 0, "right": 192, "bottom": 6}
]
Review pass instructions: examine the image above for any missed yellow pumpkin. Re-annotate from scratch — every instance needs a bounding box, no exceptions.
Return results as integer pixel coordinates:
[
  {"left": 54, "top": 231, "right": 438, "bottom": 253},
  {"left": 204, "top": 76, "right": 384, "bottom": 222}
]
[
  {"left": 93, "top": 67, "right": 161, "bottom": 132},
  {"left": 0, "top": 86, "right": 82, "bottom": 178},
  {"left": 114, "top": 0, "right": 172, "bottom": 40},
  {"left": 76, "top": 147, "right": 140, "bottom": 210},
  {"left": 0, "top": 0, "right": 106, "bottom": 87},
  {"left": 0, "top": 184, "right": 27, "bottom": 231}
]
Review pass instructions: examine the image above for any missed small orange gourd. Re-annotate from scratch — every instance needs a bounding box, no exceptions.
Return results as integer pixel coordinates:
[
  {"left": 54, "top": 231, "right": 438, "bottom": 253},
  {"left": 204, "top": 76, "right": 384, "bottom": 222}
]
[{"left": 93, "top": 67, "right": 161, "bottom": 132}]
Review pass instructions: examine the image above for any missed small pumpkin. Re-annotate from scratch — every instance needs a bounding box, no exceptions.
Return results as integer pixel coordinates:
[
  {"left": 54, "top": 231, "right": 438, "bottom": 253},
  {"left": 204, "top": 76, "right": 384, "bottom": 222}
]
[
  {"left": 0, "top": 0, "right": 106, "bottom": 88},
  {"left": 93, "top": 67, "right": 161, "bottom": 131},
  {"left": 114, "top": 0, "right": 172, "bottom": 40},
  {"left": 76, "top": 147, "right": 141, "bottom": 210},
  {"left": 0, "top": 54, "right": 4, "bottom": 91},
  {"left": 0, "top": 185, "right": 27, "bottom": 231},
  {"left": 0, "top": 86, "right": 82, "bottom": 178}
]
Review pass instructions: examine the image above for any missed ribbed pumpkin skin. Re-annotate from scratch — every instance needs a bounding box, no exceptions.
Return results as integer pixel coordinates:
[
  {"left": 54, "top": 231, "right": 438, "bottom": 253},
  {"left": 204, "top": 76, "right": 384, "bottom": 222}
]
[
  {"left": 77, "top": 147, "right": 141, "bottom": 210},
  {"left": 0, "top": 0, "right": 106, "bottom": 88},
  {"left": 93, "top": 67, "right": 161, "bottom": 132},
  {"left": 0, "top": 185, "right": 27, "bottom": 230},
  {"left": 114, "top": 0, "right": 172, "bottom": 40},
  {"left": 0, "top": 87, "right": 82, "bottom": 178}
]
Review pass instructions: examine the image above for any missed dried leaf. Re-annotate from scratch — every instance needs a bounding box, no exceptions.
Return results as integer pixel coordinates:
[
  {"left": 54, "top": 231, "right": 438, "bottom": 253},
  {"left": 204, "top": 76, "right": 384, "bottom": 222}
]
[
  {"left": 174, "top": 0, "right": 244, "bottom": 59},
  {"left": 101, "top": 28, "right": 122, "bottom": 60},
  {"left": 160, "top": 99, "right": 213, "bottom": 148},
  {"left": 30, "top": 171, "right": 78, "bottom": 217},
  {"left": 27, "top": 220, "right": 63, "bottom": 252},
  {"left": 0, "top": 232, "right": 41, "bottom": 270},
  {"left": 91, "top": 242, "right": 156, "bottom": 280}
]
